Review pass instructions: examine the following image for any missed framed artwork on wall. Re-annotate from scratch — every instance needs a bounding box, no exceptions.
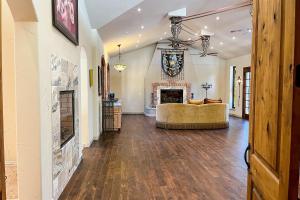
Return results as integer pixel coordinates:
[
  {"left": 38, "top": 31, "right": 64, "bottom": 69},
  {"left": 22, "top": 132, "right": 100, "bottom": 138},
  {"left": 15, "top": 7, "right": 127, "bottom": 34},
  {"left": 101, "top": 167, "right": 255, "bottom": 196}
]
[
  {"left": 89, "top": 69, "right": 93, "bottom": 87},
  {"left": 52, "top": 0, "right": 79, "bottom": 45}
]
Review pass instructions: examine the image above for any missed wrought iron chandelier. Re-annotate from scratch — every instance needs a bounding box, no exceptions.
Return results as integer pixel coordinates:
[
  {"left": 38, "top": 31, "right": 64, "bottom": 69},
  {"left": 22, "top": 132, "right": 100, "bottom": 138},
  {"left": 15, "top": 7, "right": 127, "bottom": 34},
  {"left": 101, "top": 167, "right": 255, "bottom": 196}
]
[{"left": 114, "top": 44, "right": 127, "bottom": 72}]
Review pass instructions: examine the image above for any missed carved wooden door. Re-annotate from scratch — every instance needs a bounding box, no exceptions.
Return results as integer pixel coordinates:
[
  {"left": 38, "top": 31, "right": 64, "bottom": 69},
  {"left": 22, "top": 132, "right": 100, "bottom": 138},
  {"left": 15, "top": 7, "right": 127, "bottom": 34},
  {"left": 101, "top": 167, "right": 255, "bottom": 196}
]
[{"left": 247, "top": 0, "right": 299, "bottom": 199}]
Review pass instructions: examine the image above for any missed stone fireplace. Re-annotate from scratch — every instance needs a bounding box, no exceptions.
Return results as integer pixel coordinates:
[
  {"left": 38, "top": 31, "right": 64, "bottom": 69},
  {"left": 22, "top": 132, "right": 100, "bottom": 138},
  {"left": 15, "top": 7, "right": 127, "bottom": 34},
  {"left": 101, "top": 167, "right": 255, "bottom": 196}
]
[
  {"left": 51, "top": 55, "right": 80, "bottom": 199},
  {"left": 59, "top": 90, "right": 75, "bottom": 147},
  {"left": 152, "top": 82, "right": 191, "bottom": 106},
  {"left": 160, "top": 89, "right": 183, "bottom": 104}
]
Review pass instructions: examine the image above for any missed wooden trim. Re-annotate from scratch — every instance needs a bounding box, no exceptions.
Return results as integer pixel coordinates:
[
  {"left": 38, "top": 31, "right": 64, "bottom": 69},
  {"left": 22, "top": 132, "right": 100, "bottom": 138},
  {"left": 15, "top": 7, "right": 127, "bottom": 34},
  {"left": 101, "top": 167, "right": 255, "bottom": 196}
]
[
  {"left": 242, "top": 67, "right": 251, "bottom": 120},
  {"left": 289, "top": 1, "right": 300, "bottom": 198},
  {"left": 247, "top": 0, "right": 258, "bottom": 198},
  {"left": 0, "top": 0, "right": 6, "bottom": 198}
]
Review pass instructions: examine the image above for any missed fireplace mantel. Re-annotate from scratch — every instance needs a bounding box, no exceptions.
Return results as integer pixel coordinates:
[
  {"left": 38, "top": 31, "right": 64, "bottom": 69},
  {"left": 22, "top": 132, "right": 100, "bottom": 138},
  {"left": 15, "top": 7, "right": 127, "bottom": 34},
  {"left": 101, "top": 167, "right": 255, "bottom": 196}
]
[{"left": 152, "top": 82, "right": 191, "bottom": 106}]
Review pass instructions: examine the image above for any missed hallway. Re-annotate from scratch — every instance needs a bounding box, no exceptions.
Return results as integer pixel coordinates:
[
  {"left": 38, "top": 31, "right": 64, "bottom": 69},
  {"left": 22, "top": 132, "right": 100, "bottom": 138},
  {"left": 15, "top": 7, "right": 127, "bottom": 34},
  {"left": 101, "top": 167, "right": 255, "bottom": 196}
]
[{"left": 59, "top": 115, "right": 248, "bottom": 200}]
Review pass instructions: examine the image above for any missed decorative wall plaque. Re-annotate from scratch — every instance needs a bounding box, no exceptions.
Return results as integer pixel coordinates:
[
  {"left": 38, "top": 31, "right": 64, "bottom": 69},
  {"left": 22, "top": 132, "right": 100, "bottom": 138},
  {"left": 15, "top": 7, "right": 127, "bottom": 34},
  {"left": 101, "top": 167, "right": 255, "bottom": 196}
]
[{"left": 161, "top": 50, "right": 184, "bottom": 78}]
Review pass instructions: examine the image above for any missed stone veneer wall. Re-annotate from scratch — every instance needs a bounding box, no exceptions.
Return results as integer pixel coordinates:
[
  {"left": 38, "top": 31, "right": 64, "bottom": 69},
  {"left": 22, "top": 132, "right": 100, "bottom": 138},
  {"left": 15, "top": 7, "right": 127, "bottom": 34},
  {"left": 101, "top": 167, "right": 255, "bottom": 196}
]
[{"left": 51, "top": 55, "right": 80, "bottom": 199}]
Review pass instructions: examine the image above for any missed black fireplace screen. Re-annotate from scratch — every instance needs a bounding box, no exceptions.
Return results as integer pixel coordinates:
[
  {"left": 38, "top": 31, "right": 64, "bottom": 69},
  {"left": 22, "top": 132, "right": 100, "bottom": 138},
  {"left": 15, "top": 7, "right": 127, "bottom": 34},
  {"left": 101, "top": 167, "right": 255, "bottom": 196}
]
[
  {"left": 160, "top": 89, "right": 183, "bottom": 104},
  {"left": 60, "top": 90, "right": 75, "bottom": 147}
]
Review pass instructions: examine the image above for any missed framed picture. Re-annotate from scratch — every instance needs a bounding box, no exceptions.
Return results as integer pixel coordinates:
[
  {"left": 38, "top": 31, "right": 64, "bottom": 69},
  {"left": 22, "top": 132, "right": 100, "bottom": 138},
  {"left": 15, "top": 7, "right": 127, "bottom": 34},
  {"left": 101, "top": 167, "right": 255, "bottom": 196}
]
[
  {"left": 52, "top": 0, "right": 79, "bottom": 45},
  {"left": 89, "top": 69, "right": 93, "bottom": 87}
]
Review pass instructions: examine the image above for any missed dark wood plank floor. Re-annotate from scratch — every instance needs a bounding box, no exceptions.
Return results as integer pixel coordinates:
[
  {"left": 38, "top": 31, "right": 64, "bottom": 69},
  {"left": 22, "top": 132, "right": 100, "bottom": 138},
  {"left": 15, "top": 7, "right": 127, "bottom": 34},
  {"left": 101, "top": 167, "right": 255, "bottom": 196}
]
[{"left": 59, "top": 115, "right": 249, "bottom": 200}]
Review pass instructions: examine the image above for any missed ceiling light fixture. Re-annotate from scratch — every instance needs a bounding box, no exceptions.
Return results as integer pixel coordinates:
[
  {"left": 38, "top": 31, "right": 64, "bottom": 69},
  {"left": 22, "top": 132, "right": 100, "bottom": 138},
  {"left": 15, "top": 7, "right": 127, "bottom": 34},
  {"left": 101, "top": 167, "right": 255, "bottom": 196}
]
[
  {"left": 114, "top": 44, "right": 127, "bottom": 72},
  {"left": 164, "top": 32, "right": 167, "bottom": 35},
  {"left": 219, "top": 41, "right": 224, "bottom": 45},
  {"left": 141, "top": 25, "right": 144, "bottom": 30},
  {"left": 204, "top": 25, "right": 208, "bottom": 29},
  {"left": 137, "top": 8, "right": 142, "bottom": 12},
  {"left": 210, "top": 46, "right": 214, "bottom": 49},
  {"left": 232, "top": 36, "right": 236, "bottom": 40},
  {"left": 216, "top": 16, "right": 220, "bottom": 20}
]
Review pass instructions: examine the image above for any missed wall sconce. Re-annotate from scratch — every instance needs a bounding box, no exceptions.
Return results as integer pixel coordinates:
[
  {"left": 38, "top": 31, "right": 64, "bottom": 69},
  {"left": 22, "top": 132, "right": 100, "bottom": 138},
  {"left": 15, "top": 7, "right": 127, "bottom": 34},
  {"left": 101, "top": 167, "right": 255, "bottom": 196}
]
[{"left": 237, "top": 76, "right": 243, "bottom": 106}]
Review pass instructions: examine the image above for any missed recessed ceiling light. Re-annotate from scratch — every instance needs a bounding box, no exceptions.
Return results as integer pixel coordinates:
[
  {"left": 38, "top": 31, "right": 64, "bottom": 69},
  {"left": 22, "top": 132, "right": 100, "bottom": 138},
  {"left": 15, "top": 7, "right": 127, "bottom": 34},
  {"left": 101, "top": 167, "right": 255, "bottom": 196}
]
[
  {"left": 216, "top": 16, "right": 220, "bottom": 20},
  {"left": 137, "top": 8, "right": 142, "bottom": 12},
  {"left": 204, "top": 25, "right": 208, "bottom": 29},
  {"left": 248, "top": 29, "right": 252, "bottom": 33},
  {"left": 232, "top": 36, "right": 236, "bottom": 40},
  {"left": 219, "top": 42, "right": 224, "bottom": 45},
  {"left": 160, "top": 37, "right": 163, "bottom": 40},
  {"left": 210, "top": 46, "right": 214, "bottom": 49},
  {"left": 188, "top": 38, "right": 192, "bottom": 40},
  {"left": 138, "top": 34, "right": 142, "bottom": 38},
  {"left": 141, "top": 25, "right": 144, "bottom": 30},
  {"left": 164, "top": 32, "right": 167, "bottom": 35},
  {"left": 169, "top": 24, "right": 172, "bottom": 28}
]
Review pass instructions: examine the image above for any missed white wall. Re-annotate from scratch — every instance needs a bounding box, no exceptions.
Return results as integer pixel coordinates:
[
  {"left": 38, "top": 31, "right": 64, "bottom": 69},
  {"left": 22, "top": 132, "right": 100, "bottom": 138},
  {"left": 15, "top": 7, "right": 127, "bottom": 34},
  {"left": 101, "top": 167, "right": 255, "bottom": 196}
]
[
  {"left": 15, "top": 21, "right": 41, "bottom": 200},
  {"left": 2, "top": 0, "right": 17, "bottom": 163},
  {"left": 226, "top": 54, "right": 251, "bottom": 117},
  {"left": 110, "top": 45, "right": 156, "bottom": 113},
  {"left": 111, "top": 44, "right": 227, "bottom": 114}
]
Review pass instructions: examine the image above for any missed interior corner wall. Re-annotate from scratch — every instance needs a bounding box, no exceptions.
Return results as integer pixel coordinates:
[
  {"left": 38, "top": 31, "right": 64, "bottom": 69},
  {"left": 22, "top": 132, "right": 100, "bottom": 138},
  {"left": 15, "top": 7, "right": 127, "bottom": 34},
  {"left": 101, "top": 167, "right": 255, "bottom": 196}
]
[
  {"left": 15, "top": 21, "right": 41, "bottom": 200},
  {"left": 2, "top": 0, "right": 17, "bottom": 163},
  {"left": 226, "top": 54, "right": 251, "bottom": 118},
  {"left": 30, "top": 0, "right": 106, "bottom": 199},
  {"left": 110, "top": 45, "right": 156, "bottom": 114}
]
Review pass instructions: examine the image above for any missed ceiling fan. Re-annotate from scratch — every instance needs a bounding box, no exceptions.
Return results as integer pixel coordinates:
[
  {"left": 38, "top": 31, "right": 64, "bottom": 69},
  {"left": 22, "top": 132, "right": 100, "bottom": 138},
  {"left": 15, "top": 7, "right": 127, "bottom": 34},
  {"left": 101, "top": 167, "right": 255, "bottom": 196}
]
[{"left": 157, "top": 1, "right": 252, "bottom": 57}]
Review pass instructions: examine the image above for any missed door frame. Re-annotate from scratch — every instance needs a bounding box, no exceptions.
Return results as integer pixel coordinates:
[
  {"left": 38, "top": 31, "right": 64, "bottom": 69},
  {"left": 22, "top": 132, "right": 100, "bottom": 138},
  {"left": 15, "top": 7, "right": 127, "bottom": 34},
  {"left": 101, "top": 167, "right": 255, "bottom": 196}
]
[
  {"left": 242, "top": 66, "right": 251, "bottom": 120},
  {"left": 0, "top": 0, "right": 6, "bottom": 198},
  {"left": 289, "top": 0, "right": 300, "bottom": 198}
]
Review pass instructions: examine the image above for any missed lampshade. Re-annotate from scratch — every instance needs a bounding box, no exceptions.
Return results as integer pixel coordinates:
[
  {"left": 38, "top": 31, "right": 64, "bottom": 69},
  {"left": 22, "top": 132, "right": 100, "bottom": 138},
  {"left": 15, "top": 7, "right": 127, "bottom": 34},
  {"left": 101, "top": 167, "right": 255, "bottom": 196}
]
[
  {"left": 114, "top": 63, "right": 127, "bottom": 72},
  {"left": 114, "top": 44, "right": 127, "bottom": 72}
]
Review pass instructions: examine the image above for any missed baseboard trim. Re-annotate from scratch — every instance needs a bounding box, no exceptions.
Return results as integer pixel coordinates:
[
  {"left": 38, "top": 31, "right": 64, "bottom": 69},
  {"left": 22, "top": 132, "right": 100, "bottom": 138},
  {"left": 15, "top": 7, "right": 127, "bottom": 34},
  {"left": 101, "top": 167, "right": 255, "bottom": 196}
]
[
  {"left": 5, "top": 161, "right": 17, "bottom": 166},
  {"left": 230, "top": 113, "right": 243, "bottom": 118},
  {"left": 123, "top": 112, "right": 144, "bottom": 115}
]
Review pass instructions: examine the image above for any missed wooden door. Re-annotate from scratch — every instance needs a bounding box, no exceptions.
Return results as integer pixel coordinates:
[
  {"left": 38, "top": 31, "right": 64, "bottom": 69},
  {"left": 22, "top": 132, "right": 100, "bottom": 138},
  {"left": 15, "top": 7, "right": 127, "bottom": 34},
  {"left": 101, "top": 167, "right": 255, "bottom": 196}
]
[
  {"left": 242, "top": 67, "right": 251, "bottom": 120},
  {"left": 247, "top": 0, "right": 299, "bottom": 199},
  {"left": 0, "top": 0, "right": 6, "bottom": 199}
]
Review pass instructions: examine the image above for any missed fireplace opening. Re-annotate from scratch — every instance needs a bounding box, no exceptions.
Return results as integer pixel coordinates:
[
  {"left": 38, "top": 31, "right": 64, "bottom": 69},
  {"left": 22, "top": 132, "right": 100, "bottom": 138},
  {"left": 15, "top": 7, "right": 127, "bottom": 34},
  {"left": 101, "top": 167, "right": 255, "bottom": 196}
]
[
  {"left": 60, "top": 90, "right": 75, "bottom": 148},
  {"left": 161, "top": 89, "right": 183, "bottom": 104}
]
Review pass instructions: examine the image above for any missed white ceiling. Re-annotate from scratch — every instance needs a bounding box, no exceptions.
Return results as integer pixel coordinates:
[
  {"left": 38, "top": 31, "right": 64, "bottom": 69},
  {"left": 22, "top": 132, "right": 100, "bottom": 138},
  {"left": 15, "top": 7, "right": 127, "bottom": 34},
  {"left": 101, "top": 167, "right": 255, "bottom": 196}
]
[{"left": 85, "top": 0, "right": 252, "bottom": 59}]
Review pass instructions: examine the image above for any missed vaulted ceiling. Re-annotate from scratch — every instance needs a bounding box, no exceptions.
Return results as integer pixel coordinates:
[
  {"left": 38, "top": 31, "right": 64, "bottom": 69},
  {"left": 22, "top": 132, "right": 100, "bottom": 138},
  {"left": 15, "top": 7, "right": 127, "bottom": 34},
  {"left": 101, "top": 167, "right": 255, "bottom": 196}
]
[{"left": 85, "top": 0, "right": 252, "bottom": 59}]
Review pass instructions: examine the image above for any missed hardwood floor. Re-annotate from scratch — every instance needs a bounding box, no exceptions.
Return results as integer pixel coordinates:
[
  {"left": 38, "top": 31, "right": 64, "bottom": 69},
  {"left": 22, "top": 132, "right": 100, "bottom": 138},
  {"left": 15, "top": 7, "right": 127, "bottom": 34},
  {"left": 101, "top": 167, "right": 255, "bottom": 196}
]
[{"left": 59, "top": 115, "right": 249, "bottom": 200}]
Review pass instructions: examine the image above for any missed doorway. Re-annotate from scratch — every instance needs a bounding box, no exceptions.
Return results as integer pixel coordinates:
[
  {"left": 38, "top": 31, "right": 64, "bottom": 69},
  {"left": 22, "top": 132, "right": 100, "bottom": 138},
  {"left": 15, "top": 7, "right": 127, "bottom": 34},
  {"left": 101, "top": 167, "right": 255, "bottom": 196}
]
[{"left": 242, "top": 67, "right": 251, "bottom": 120}]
